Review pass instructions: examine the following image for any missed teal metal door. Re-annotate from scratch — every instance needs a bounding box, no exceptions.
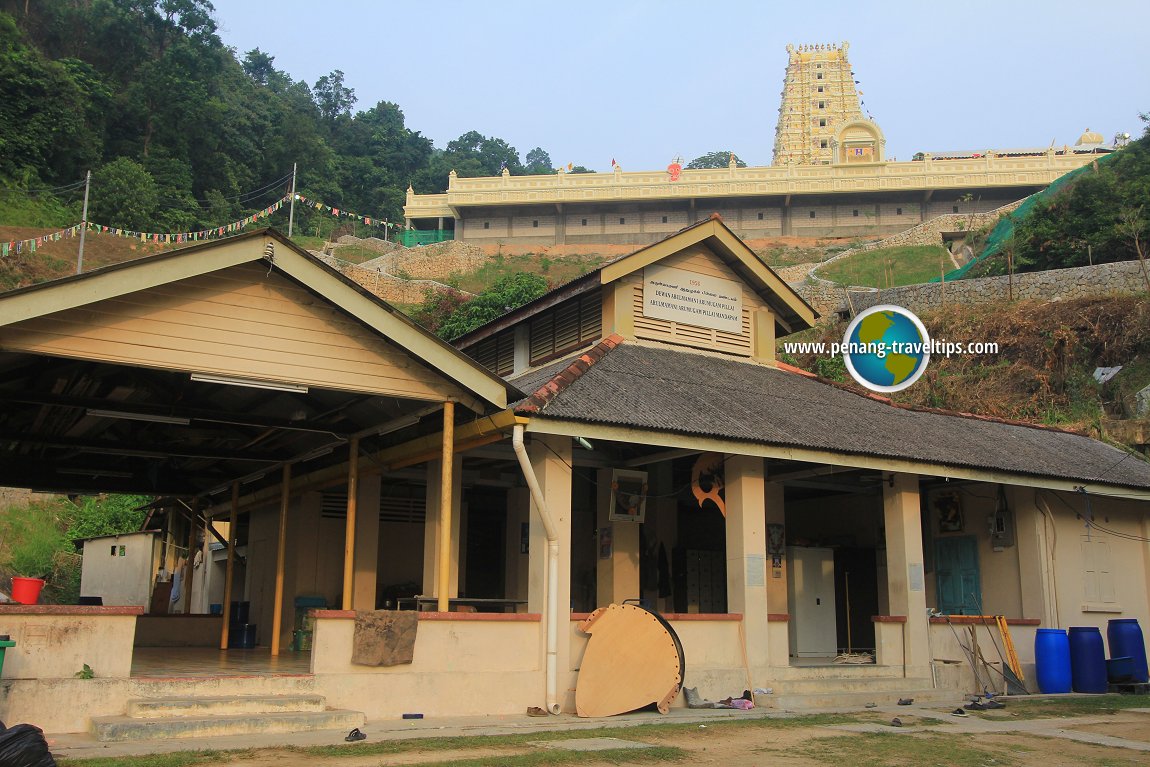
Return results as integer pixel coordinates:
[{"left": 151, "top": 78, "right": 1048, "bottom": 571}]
[{"left": 935, "top": 536, "right": 981, "bottom": 615}]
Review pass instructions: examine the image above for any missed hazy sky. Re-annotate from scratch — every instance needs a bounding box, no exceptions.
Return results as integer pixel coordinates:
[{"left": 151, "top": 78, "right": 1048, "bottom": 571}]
[{"left": 209, "top": 0, "right": 1150, "bottom": 172}]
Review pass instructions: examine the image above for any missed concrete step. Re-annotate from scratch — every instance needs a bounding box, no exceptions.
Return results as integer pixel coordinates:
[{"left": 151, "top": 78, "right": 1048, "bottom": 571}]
[
  {"left": 767, "top": 664, "right": 904, "bottom": 681},
  {"left": 770, "top": 676, "right": 935, "bottom": 695},
  {"left": 91, "top": 709, "right": 365, "bottom": 742},
  {"left": 126, "top": 694, "right": 326, "bottom": 718},
  {"left": 762, "top": 687, "right": 954, "bottom": 711},
  {"left": 128, "top": 675, "right": 317, "bottom": 699}
]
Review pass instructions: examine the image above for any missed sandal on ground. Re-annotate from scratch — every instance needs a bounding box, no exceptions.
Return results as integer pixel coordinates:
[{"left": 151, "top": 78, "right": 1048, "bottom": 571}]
[
  {"left": 526, "top": 706, "right": 549, "bottom": 717},
  {"left": 952, "top": 708, "right": 968, "bottom": 717},
  {"left": 345, "top": 728, "right": 366, "bottom": 742}
]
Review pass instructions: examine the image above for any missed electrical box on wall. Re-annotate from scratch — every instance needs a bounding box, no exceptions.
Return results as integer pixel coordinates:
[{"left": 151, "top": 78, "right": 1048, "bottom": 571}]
[{"left": 989, "top": 508, "right": 1015, "bottom": 550}]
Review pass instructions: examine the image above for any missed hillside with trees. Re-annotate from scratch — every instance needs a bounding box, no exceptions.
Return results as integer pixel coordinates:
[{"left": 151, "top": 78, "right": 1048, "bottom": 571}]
[{"left": 0, "top": 0, "right": 562, "bottom": 235}]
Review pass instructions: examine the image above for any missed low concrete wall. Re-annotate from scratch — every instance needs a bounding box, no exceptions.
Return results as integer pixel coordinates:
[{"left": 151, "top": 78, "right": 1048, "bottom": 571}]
[
  {"left": 311, "top": 611, "right": 544, "bottom": 719},
  {"left": 0, "top": 605, "right": 141, "bottom": 680}
]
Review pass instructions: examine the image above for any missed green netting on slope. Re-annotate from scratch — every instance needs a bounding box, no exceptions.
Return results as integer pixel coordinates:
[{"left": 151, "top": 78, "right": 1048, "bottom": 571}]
[{"left": 934, "top": 152, "right": 1118, "bottom": 282}]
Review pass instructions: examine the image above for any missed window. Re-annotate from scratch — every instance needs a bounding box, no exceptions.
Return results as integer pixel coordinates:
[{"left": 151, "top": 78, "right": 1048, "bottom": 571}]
[
  {"left": 809, "top": 210, "right": 816, "bottom": 219},
  {"left": 818, "top": 101, "right": 825, "bottom": 109},
  {"left": 483, "top": 222, "right": 490, "bottom": 230},
  {"left": 852, "top": 209, "right": 859, "bottom": 217},
  {"left": 532, "top": 220, "right": 538, "bottom": 228},
  {"left": 816, "top": 72, "right": 823, "bottom": 79},
  {"left": 757, "top": 212, "right": 764, "bottom": 220},
  {"left": 1081, "top": 538, "right": 1116, "bottom": 605},
  {"left": 470, "top": 331, "right": 516, "bottom": 376},
  {"left": 529, "top": 292, "right": 603, "bottom": 365},
  {"left": 896, "top": 207, "right": 903, "bottom": 216},
  {"left": 953, "top": 205, "right": 959, "bottom": 214},
  {"left": 661, "top": 216, "right": 668, "bottom": 224},
  {"left": 581, "top": 218, "right": 587, "bottom": 226},
  {"left": 819, "top": 118, "right": 827, "bottom": 127},
  {"left": 820, "top": 140, "right": 828, "bottom": 148},
  {"left": 817, "top": 86, "right": 824, "bottom": 93},
  {"left": 619, "top": 217, "right": 626, "bottom": 225}
]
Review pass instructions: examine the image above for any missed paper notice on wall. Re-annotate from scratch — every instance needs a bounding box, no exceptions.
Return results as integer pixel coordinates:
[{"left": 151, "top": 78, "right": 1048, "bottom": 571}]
[
  {"left": 908, "top": 563, "right": 924, "bottom": 592},
  {"left": 644, "top": 264, "right": 743, "bottom": 334},
  {"left": 746, "top": 554, "right": 766, "bottom": 587}
]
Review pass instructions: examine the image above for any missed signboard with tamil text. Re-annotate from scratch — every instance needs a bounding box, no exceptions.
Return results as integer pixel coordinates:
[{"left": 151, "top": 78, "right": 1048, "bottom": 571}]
[{"left": 643, "top": 265, "right": 744, "bottom": 334}]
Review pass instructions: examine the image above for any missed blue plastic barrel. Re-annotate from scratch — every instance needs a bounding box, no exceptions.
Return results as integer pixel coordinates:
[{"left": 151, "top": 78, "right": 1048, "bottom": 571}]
[
  {"left": 1069, "top": 626, "right": 1108, "bottom": 693},
  {"left": 1035, "top": 628, "right": 1071, "bottom": 694},
  {"left": 1107, "top": 619, "right": 1149, "bottom": 683}
]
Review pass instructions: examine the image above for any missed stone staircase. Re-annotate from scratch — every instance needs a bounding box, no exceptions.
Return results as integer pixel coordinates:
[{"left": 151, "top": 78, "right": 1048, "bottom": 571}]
[
  {"left": 91, "top": 688, "right": 364, "bottom": 742},
  {"left": 757, "top": 665, "right": 957, "bottom": 710}
]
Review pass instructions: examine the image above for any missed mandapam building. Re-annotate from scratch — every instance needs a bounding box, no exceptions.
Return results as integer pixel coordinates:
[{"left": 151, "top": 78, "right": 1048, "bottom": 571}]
[{"left": 2, "top": 224, "right": 1149, "bottom": 737}]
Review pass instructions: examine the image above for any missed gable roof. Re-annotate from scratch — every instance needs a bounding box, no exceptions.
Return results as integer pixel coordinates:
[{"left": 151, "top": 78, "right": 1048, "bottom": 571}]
[
  {"left": 509, "top": 340, "right": 1150, "bottom": 495},
  {"left": 0, "top": 228, "right": 517, "bottom": 410},
  {"left": 454, "top": 215, "right": 818, "bottom": 349}
]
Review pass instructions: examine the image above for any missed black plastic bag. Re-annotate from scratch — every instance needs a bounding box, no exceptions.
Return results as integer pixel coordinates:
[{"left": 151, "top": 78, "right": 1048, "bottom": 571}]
[{"left": 0, "top": 723, "right": 57, "bottom": 767}]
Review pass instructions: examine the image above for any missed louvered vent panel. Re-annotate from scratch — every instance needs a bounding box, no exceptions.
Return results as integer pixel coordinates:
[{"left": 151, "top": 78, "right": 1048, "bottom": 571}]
[
  {"left": 321, "top": 490, "right": 427, "bottom": 524},
  {"left": 471, "top": 337, "right": 498, "bottom": 372},
  {"left": 633, "top": 284, "right": 752, "bottom": 356},
  {"left": 580, "top": 293, "right": 603, "bottom": 339},
  {"left": 529, "top": 314, "right": 555, "bottom": 363}
]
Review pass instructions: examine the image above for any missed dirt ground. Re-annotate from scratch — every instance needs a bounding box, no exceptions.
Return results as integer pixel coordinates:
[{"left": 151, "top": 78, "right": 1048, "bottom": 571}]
[{"left": 199, "top": 708, "right": 1150, "bottom": 767}]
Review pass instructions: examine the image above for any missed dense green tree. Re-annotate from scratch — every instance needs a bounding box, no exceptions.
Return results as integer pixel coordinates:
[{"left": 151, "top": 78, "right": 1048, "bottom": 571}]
[
  {"left": 437, "top": 273, "right": 549, "bottom": 340},
  {"left": 90, "top": 156, "right": 159, "bottom": 229},
  {"left": 686, "top": 151, "right": 746, "bottom": 169},
  {"left": 524, "top": 147, "right": 553, "bottom": 174},
  {"left": 568, "top": 165, "right": 594, "bottom": 174},
  {"left": 66, "top": 494, "right": 151, "bottom": 541},
  {"left": 313, "top": 69, "right": 356, "bottom": 123}
]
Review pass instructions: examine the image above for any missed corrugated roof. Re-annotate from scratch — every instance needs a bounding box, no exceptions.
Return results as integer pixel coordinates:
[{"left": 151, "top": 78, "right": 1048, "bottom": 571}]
[{"left": 509, "top": 342, "right": 1150, "bottom": 491}]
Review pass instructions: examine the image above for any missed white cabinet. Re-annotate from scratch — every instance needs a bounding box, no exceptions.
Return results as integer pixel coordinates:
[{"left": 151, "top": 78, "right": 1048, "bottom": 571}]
[{"left": 787, "top": 546, "right": 838, "bottom": 658}]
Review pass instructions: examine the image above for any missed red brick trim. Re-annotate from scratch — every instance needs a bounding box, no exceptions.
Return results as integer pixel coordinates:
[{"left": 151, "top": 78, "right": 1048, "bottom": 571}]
[
  {"left": 571, "top": 612, "right": 742, "bottom": 622},
  {"left": 515, "top": 335, "right": 624, "bottom": 413},
  {"left": 929, "top": 616, "right": 1041, "bottom": 626},
  {"left": 416, "top": 612, "right": 541, "bottom": 622},
  {"left": 768, "top": 613, "right": 791, "bottom": 622},
  {"left": 311, "top": 609, "right": 356, "bottom": 619},
  {"left": 872, "top": 615, "right": 907, "bottom": 623},
  {"left": 0, "top": 605, "right": 144, "bottom": 615}
]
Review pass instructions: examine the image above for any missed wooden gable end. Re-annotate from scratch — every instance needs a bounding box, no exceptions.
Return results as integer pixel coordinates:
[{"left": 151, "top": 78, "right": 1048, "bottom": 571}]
[
  {"left": 630, "top": 242, "right": 769, "bottom": 356},
  {"left": 0, "top": 262, "right": 468, "bottom": 402}
]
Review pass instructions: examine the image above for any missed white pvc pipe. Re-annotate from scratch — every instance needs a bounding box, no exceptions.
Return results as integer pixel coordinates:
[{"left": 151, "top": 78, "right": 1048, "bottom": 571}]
[{"left": 512, "top": 424, "right": 561, "bottom": 715}]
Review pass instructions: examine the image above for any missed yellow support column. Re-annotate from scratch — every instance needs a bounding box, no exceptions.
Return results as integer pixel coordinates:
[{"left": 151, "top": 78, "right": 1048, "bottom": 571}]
[
  {"left": 437, "top": 402, "right": 455, "bottom": 613},
  {"left": 219, "top": 482, "right": 239, "bottom": 650},
  {"left": 342, "top": 436, "right": 359, "bottom": 611},
  {"left": 271, "top": 463, "right": 291, "bottom": 656}
]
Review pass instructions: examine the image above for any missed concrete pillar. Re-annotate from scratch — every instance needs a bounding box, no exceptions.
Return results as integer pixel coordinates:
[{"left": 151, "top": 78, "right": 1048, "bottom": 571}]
[
  {"left": 422, "top": 456, "right": 463, "bottom": 599},
  {"left": 781, "top": 200, "right": 791, "bottom": 236},
  {"left": 555, "top": 203, "right": 565, "bottom": 246},
  {"left": 436, "top": 216, "right": 444, "bottom": 231},
  {"left": 526, "top": 434, "right": 574, "bottom": 709},
  {"left": 352, "top": 474, "right": 380, "bottom": 610},
  {"left": 596, "top": 468, "right": 640, "bottom": 606},
  {"left": 882, "top": 472, "right": 931, "bottom": 675},
  {"left": 689, "top": 198, "right": 697, "bottom": 224},
  {"left": 725, "top": 455, "right": 771, "bottom": 675},
  {"left": 453, "top": 216, "right": 462, "bottom": 241}
]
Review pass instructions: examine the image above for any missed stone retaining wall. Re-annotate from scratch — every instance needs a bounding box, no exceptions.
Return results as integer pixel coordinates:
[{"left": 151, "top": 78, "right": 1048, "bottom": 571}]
[
  {"left": 850, "top": 260, "right": 1149, "bottom": 314},
  {"left": 315, "top": 254, "right": 463, "bottom": 305}
]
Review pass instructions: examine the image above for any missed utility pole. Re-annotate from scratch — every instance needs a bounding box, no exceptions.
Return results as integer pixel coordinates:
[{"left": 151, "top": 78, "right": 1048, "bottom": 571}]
[
  {"left": 76, "top": 170, "right": 91, "bottom": 274},
  {"left": 287, "top": 163, "right": 297, "bottom": 238}
]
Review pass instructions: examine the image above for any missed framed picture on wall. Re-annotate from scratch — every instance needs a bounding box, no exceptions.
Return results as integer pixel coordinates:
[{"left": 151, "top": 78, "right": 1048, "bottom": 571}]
[
  {"left": 933, "top": 489, "right": 964, "bottom": 533},
  {"left": 608, "top": 469, "right": 649, "bottom": 523}
]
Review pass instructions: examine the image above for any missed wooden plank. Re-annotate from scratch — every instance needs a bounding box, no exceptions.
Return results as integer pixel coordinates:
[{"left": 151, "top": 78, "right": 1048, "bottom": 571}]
[{"left": 575, "top": 603, "right": 682, "bottom": 717}]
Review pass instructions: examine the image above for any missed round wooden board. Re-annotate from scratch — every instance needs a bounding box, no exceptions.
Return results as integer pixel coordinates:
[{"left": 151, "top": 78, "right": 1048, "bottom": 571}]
[{"left": 575, "top": 603, "right": 683, "bottom": 717}]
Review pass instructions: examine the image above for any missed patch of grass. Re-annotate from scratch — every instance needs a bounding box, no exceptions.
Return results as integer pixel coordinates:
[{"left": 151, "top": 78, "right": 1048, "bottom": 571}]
[
  {"left": 782, "top": 731, "right": 1020, "bottom": 767},
  {"left": 329, "top": 244, "right": 384, "bottom": 264},
  {"left": 757, "top": 244, "right": 832, "bottom": 269},
  {"left": 974, "top": 694, "right": 1150, "bottom": 720},
  {"left": 819, "top": 245, "right": 951, "bottom": 288},
  {"left": 453, "top": 253, "right": 606, "bottom": 294},
  {"left": 60, "top": 715, "right": 861, "bottom": 765}
]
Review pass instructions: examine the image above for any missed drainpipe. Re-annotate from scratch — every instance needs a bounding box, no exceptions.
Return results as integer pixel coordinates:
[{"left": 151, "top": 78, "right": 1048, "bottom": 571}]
[{"left": 511, "top": 424, "right": 561, "bottom": 715}]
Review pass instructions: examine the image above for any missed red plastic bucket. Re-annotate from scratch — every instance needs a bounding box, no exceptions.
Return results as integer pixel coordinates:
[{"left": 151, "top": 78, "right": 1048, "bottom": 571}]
[{"left": 11, "top": 577, "right": 45, "bottom": 605}]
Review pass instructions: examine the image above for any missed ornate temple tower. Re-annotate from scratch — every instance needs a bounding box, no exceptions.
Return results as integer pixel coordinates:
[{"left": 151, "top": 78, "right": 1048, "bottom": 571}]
[{"left": 773, "top": 42, "right": 880, "bottom": 166}]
